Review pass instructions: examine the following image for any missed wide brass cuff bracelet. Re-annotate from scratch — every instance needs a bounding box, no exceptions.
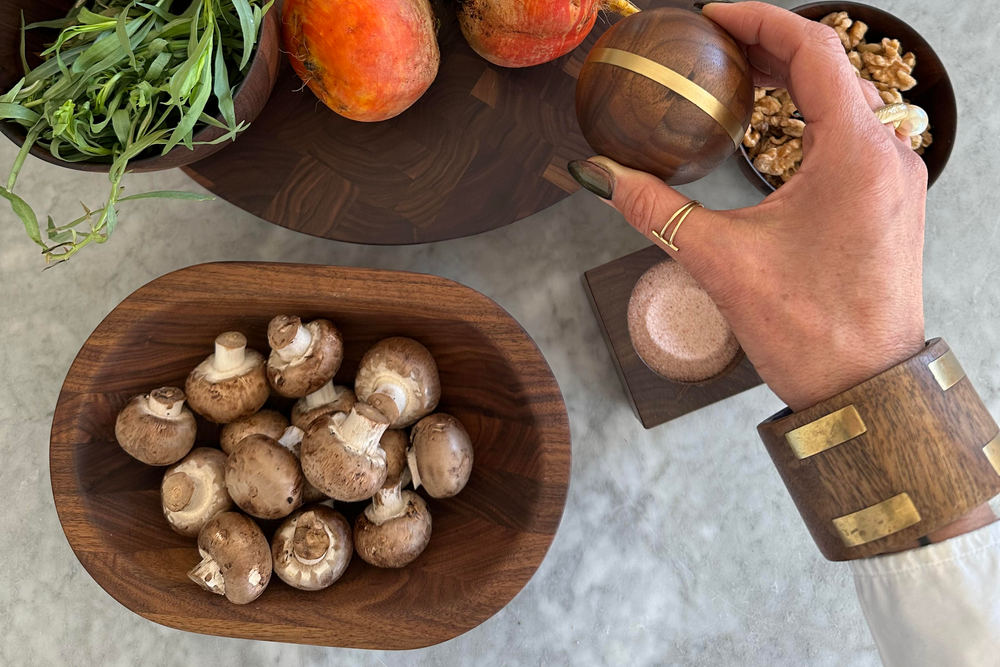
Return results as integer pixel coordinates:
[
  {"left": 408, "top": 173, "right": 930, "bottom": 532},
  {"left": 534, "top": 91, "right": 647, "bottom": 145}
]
[{"left": 758, "top": 338, "right": 1000, "bottom": 561}]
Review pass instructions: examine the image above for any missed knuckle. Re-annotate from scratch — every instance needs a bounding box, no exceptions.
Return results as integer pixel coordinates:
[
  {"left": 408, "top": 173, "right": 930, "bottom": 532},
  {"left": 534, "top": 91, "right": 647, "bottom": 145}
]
[
  {"left": 619, "top": 183, "right": 664, "bottom": 234},
  {"left": 809, "top": 23, "right": 843, "bottom": 51}
]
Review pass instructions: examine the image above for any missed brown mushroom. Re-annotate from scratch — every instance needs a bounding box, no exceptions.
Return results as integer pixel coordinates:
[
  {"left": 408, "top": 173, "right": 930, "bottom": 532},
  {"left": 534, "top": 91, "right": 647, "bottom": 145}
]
[
  {"left": 275, "top": 425, "right": 328, "bottom": 504},
  {"left": 271, "top": 505, "right": 352, "bottom": 591},
  {"left": 161, "top": 448, "right": 232, "bottom": 537},
  {"left": 408, "top": 413, "right": 474, "bottom": 498},
  {"left": 354, "top": 486, "right": 431, "bottom": 569},
  {"left": 225, "top": 433, "right": 304, "bottom": 519},
  {"left": 188, "top": 512, "right": 271, "bottom": 604},
  {"left": 114, "top": 386, "right": 197, "bottom": 465},
  {"left": 219, "top": 409, "right": 289, "bottom": 455},
  {"left": 300, "top": 402, "right": 389, "bottom": 502},
  {"left": 354, "top": 337, "right": 440, "bottom": 428},
  {"left": 291, "top": 381, "right": 356, "bottom": 431},
  {"left": 266, "top": 315, "right": 344, "bottom": 398},
  {"left": 185, "top": 331, "right": 269, "bottom": 424}
]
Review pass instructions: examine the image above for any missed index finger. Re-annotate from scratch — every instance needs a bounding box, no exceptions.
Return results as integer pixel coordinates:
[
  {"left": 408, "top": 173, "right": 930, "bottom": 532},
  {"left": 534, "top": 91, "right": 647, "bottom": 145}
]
[{"left": 703, "top": 2, "right": 871, "bottom": 129}]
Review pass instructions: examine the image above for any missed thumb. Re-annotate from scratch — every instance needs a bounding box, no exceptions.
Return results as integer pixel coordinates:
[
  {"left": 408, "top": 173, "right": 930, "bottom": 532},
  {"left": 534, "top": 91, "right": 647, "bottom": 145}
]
[{"left": 569, "top": 156, "right": 731, "bottom": 276}]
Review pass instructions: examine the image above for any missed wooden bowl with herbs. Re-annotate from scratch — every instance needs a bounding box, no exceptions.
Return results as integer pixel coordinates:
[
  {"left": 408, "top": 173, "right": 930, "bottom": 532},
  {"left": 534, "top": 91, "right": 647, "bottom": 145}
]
[
  {"left": 0, "top": 0, "right": 280, "bottom": 174},
  {"left": 49, "top": 262, "right": 571, "bottom": 649},
  {"left": 737, "top": 2, "right": 956, "bottom": 194}
]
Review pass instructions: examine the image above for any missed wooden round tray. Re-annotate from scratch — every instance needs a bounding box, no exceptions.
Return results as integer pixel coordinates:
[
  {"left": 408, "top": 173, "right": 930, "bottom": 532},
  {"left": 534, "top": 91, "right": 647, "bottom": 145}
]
[
  {"left": 182, "top": 0, "right": 666, "bottom": 245},
  {"left": 50, "top": 262, "right": 570, "bottom": 648}
]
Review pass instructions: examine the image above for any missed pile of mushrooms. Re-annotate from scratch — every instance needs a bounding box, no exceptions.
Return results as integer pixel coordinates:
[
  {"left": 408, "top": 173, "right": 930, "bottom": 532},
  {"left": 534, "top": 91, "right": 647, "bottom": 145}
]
[{"left": 113, "top": 316, "right": 474, "bottom": 605}]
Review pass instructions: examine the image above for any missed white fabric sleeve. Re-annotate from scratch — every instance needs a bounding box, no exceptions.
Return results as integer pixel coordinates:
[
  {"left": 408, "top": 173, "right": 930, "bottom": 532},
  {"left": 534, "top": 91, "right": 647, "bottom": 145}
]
[{"left": 849, "top": 520, "right": 1000, "bottom": 666}]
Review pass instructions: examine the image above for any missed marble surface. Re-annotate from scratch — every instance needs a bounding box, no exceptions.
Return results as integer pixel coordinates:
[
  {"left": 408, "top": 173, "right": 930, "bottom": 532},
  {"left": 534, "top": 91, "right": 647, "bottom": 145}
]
[{"left": 1, "top": 1, "right": 999, "bottom": 664}]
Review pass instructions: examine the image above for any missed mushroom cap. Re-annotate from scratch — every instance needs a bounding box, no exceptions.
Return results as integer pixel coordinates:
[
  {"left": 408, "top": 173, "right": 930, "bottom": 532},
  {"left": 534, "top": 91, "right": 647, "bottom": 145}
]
[
  {"left": 291, "top": 386, "right": 357, "bottom": 431},
  {"left": 300, "top": 404, "right": 389, "bottom": 502},
  {"left": 185, "top": 349, "right": 269, "bottom": 424},
  {"left": 219, "top": 409, "right": 289, "bottom": 455},
  {"left": 354, "top": 337, "right": 441, "bottom": 428},
  {"left": 114, "top": 387, "right": 197, "bottom": 466},
  {"left": 409, "top": 413, "right": 474, "bottom": 498},
  {"left": 267, "top": 317, "right": 344, "bottom": 398},
  {"left": 379, "top": 430, "right": 409, "bottom": 488},
  {"left": 161, "top": 447, "right": 232, "bottom": 537},
  {"left": 272, "top": 505, "right": 352, "bottom": 591},
  {"left": 225, "top": 434, "right": 304, "bottom": 519},
  {"left": 353, "top": 490, "right": 432, "bottom": 568},
  {"left": 192, "top": 512, "right": 272, "bottom": 604}
]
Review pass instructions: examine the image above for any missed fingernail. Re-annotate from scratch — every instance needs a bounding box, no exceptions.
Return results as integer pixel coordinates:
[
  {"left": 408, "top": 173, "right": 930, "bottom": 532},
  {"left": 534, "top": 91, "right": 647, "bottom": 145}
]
[
  {"left": 694, "top": 1, "right": 732, "bottom": 10},
  {"left": 568, "top": 160, "right": 614, "bottom": 200}
]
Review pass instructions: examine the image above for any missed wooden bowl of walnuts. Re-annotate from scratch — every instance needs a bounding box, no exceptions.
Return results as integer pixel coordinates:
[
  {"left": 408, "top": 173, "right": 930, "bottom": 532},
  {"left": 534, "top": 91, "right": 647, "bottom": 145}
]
[
  {"left": 49, "top": 262, "right": 570, "bottom": 648},
  {"left": 737, "top": 2, "right": 957, "bottom": 194}
]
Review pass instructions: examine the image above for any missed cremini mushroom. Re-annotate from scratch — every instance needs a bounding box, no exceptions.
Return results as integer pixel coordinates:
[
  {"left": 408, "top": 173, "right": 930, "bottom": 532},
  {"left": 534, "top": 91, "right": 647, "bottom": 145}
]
[
  {"left": 271, "top": 505, "right": 352, "bottom": 591},
  {"left": 185, "top": 331, "right": 269, "bottom": 424},
  {"left": 291, "top": 380, "right": 356, "bottom": 431},
  {"left": 188, "top": 512, "right": 271, "bottom": 605},
  {"left": 301, "top": 402, "right": 389, "bottom": 502},
  {"left": 275, "top": 425, "right": 327, "bottom": 504},
  {"left": 225, "top": 433, "right": 304, "bottom": 519},
  {"left": 408, "top": 413, "right": 474, "bottom": 498},
  {"left": 353, "top": 428, "right": 430, "bottom": 568},
  {"left": 353, "top": 472, "right": 431, "bottom": 568},
  {"left": 219, "top": 409, "right": 289, "bottom": 455},
  {"left": 266, "top": 315, "right": 344, "bottom": 398},
  {"left": 114, "top": 386, "right": 197, "bottom": 465},
  {"left": 354, "top": 337, "right": 440, "bottom": 428},
  {"left": 161, "top": 448, "right": 232, "bottom": 537}
]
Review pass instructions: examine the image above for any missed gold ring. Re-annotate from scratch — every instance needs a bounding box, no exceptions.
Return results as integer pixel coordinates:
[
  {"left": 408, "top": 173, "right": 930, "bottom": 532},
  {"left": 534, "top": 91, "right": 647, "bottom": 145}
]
[
  {"left": 651, "top": 201, "right": 703, "bottom": 252},
  {"left": 874, "top": 103, "right": 929, "bottom": 137}
]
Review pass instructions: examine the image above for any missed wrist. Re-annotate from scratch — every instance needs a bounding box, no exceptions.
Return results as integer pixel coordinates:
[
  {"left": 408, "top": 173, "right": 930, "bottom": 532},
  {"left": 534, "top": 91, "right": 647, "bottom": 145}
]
[{"left": 782, "top": 331, "right": 926, "bottom": 412}]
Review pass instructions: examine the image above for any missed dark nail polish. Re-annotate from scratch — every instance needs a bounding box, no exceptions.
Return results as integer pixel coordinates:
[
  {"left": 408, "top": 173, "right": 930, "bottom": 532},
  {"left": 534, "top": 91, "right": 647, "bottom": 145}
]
[
  {"left": 694, "top": 1, "right": 732, "bottom": 10},
  {"left": 568, "top": 160, "right": 614, "bottom": 200}
]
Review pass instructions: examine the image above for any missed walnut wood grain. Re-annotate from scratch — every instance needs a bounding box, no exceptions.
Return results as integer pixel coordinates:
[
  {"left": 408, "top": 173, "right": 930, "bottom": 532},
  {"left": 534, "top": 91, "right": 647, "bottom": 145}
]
[
  {"left": 583, "top": 245, "right": 763, "bottom": 428},
  {"left": 49, "top": 262, "right": 570, "bottom": 648},
  {"left": 175, "top": 0, "right": 680, "bottom": 244},
  {"left": 576, "top": 7, "right": 753, "bottom": 185},
  {"left": 0, "top": 0, "right": 281, "bottom": 173},
  {"left": 758, "top": 339, "right": 1000, "bottom": 561}
]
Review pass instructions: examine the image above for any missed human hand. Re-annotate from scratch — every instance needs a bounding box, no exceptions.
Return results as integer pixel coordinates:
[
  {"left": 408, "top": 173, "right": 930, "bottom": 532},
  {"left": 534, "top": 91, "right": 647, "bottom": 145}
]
[{"left": 570, "top": 1, "right": 928, "bottom": 411}]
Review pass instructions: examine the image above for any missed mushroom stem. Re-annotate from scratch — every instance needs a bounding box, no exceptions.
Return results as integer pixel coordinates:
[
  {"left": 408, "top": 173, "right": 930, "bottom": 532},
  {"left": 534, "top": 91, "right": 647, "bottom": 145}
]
[
  {"left": 407, "top": 447, "right": 423, "bottom": 490},
  {"left": 146, "top": 387, "right": 187, "bottom": 419},
  {"left": 277, "top": 426, "right": 306, "bottom": 456},
  {"left": 270, "top": 316, "right": 314, "bottom": 362},
  {"left": 367, "top": 468, "right": 412, "bottom": 525},
  {"left": 162, "top": 472, "right": 195, "bottom": 512},
  {"left": 188, "top": 549, "right": 225, "bottom": 595},
  {"left": 214, "top": 332, "right": 248, "bottom": 372},
  {"left": 292, "top": 515, "right": 332, "bottom": 565},
  {"left": 369, "top": 382, "right": 407, "bottom": 423},
  {"left": 303, "top": 381, "right": 341, "bottom": 409},
  {"left": 331, "top": 403, "right": 389, "bottom": 456}
]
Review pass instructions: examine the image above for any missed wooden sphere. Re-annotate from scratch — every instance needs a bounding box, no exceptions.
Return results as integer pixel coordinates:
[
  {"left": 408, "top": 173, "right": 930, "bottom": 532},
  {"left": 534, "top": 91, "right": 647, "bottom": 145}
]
[{"left": 575, "top": 8, "right": 753, "bottom": 185}]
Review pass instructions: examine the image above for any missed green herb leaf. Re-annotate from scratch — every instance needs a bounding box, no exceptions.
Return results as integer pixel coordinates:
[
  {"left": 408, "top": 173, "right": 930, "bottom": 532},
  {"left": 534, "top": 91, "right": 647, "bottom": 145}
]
[
  {"left": 231, "top": 0, "right": 256, "bottom": 70},
  {"left": 0, "top": 187, "right": 44, "bottom": 246}
]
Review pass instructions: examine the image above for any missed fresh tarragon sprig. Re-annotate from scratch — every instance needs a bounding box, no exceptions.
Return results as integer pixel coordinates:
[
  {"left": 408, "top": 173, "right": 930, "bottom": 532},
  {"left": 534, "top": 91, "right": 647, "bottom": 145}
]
[{"left": 0, "top": 0, "right": 272, "bottom": 264}]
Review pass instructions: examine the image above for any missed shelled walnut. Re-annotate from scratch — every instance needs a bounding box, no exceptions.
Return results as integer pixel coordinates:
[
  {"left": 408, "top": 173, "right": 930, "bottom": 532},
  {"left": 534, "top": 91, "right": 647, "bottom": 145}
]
[{"left": 743, "top": 11, "right": 933, "bottom": 189}]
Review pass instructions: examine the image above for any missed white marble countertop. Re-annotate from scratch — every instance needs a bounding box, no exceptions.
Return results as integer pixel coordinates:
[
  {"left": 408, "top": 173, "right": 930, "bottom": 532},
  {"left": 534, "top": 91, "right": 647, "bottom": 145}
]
[{"left": 2, "top": 1, "right": 998, "bottom": 664}]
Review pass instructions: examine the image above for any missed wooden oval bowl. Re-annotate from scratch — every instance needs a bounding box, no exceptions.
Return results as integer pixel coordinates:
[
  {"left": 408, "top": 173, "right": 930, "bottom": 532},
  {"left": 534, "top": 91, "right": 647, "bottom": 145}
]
[
  {"left": 737, "top": 2, "right": 957, "bottom": 194},
  {"left": 576, "top": 7, "right": 754, "bottom": 185},
  {"left": 49, "top": 262, "right": 570, "bottom": 649},
  {"left": 0, "top": 0, "right": 281, "bottom": 173}
]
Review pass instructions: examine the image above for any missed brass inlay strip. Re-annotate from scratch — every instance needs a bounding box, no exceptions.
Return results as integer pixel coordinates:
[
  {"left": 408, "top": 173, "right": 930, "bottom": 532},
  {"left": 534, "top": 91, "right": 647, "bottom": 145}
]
[
  {"left": 588, "top": 47, "right": 745, "bottom": 149},
  {"left": 985, "top": 432, "right": 1000, "bottom": 476},
  {"left": 928, "top": 349, "right": 966, "bottom": 391},
  {"left": 833, "top": 493, "right": 922, "bottom": 548},
  {"left": 785, "top": 405, "right": 867, "bottom": 460}
]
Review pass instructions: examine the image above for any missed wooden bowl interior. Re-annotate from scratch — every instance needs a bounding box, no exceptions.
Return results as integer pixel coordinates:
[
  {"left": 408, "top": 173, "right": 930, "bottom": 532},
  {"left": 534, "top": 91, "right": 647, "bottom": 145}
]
[
  {"left": 0, "top": 0, "right": 280, "bottom": 173},
  {"left": 738, "top": 1, "right": 956, "bottom": 193},
  {"left": 50, "top": 263, "right": 569, "bottom": 648}
]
